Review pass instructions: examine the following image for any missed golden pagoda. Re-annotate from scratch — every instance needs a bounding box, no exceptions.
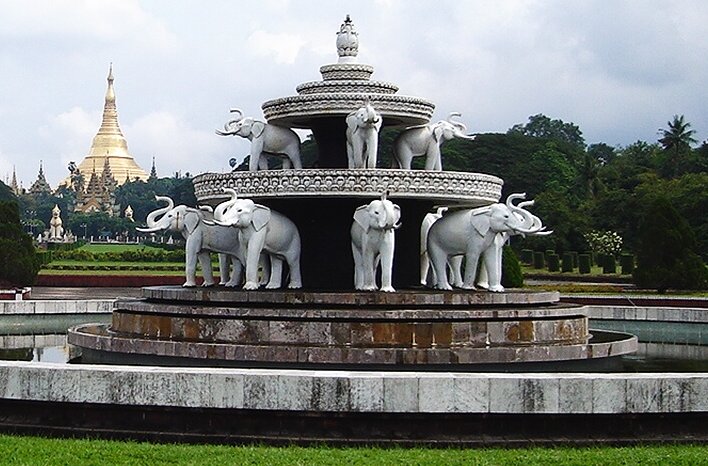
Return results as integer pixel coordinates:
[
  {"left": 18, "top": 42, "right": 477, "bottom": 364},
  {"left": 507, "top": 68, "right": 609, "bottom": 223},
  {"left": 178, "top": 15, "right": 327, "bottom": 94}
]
[{"left": 69, "top": 65, "right": 148, "bottom": 186}]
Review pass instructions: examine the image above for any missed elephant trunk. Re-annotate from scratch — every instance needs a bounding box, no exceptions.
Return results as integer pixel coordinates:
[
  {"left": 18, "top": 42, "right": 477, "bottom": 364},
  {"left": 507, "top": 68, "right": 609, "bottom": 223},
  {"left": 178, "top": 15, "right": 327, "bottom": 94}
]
[
  {"left": 447, "top": 112, "right": 475, "bottom": 140},
  {"left": 144, "top": 196, "right": 174, "bottom": 228},
  {"left": 214, "top": 188, "right": 239, "bottom": 222},
  {"left": 215, "top": 108, "right": 244, "bottom": 136},
  {"left": 507, "top": 195, "right": 552, "bottom": 236}
]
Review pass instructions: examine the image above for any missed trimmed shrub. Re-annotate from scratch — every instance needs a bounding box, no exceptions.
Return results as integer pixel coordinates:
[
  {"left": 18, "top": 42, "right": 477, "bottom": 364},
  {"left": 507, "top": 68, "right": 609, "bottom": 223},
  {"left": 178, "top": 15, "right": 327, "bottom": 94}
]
[
  {"left": 501, "top": 246, "right": 523, "bottom": 288},
  {"left": 547, "top": 254, "right": 560, "bottom": 272},
  {"left": 571, "top": 251, "right": 579, "bottom": 269},
  {"left": 620, "top": 254, "right": 634, "bottom": 275},
  {"left": 561, "top": 252, "right": 574, "bottom": 272},
  {"left": 520, "top": 249, "right": 534, "bottom": 265},
  {"left": 602, "top": 255, "right": 617, "bottom": 274},
  {"left": 533, "top": 251, "right": 544, "bottom": 269},
  {"left": 633, "top": 196, "right": 708, "bottom": 292},
  {"left": 578, "top": 254, "right": 591, "bottom": 274}
]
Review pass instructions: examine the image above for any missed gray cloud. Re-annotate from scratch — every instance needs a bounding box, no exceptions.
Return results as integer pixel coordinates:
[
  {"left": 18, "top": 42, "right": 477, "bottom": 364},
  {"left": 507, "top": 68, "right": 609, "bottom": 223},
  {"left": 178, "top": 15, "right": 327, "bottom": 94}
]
[{"left": 0, "top": 0, "right": 706, "bottom": 188}]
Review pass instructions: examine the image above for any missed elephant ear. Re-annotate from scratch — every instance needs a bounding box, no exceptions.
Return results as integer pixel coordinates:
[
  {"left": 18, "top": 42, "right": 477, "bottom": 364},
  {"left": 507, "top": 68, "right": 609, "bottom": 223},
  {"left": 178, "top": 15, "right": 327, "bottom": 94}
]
[
  {"left": 353, "top": 205, "right": 370, "bottom": 232},
  {"left": 251, "top": 204, "right": 271, "bottom": 232},
  {"left": 251, "top": 121, "right": 266, "bottom": 139},
  {"left": 346, "top": 112, "right": 359, "bottom": 134},
  {"left": 470, "top": 210, "right": 491, "bottom": 236},
  {"left": 183, "top": 209, "right": 201, "bottom": 235}
]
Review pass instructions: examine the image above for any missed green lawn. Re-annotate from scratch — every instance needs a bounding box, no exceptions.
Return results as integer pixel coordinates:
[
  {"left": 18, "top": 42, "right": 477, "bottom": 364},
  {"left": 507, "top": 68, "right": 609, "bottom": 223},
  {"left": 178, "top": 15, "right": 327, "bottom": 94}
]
[{"left": 0, "top": 435, "right": 705, "bottom": 465}]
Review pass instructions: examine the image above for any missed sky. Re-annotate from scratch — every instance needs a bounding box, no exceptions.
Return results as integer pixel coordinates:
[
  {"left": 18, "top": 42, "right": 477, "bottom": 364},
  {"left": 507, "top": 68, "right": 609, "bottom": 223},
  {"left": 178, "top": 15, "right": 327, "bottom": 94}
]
[{"left": 1, "top": 0, "right": 706, "bottom": 188}]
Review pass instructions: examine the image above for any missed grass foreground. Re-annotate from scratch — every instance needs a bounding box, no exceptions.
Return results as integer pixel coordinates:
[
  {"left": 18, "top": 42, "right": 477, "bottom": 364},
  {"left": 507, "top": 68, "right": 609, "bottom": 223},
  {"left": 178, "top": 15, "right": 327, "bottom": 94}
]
[{"left": 0, "top": 435, "right": 706, "bottom": 466}]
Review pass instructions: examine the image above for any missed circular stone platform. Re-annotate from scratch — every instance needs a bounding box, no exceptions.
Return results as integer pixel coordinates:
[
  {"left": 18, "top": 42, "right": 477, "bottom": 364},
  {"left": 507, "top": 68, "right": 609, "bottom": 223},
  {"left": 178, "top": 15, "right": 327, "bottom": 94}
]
[{"left": 68, "top": 287, "right": 638, "bottom": 368}]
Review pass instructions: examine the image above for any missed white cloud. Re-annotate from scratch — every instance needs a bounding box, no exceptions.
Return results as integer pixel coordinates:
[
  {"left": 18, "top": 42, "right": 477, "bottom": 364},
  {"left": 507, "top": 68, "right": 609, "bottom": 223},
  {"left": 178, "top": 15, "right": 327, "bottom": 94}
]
[
  {"left": 125, "top": 111, "right": 236, "bottom": 177},
  {"left": 246, "top": 30, "right": 307, "bottom": 65},
  {"left": 0, "top": 0, "right": 177, "bottom": 51}
]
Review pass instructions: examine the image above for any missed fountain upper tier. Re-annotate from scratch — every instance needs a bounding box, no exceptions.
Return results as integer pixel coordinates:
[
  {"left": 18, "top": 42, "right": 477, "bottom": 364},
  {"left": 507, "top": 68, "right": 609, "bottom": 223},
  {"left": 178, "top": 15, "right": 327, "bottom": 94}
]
[{"left": 262, "top": 16, "right": 435, "bottom": 128}]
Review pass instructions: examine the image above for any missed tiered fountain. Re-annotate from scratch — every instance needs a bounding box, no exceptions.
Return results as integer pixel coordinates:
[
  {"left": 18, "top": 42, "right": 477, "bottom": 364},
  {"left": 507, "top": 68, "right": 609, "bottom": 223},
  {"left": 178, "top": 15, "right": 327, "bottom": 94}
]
[{"left": 69, "top": 16, "right": 636, "bottom": 370}]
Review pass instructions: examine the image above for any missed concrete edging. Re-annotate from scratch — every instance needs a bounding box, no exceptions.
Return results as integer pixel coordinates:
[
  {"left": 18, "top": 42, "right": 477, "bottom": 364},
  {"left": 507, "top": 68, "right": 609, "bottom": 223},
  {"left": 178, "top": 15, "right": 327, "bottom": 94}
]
[{"left": 0, "top": 361, "right": 705, "bottom": 415}]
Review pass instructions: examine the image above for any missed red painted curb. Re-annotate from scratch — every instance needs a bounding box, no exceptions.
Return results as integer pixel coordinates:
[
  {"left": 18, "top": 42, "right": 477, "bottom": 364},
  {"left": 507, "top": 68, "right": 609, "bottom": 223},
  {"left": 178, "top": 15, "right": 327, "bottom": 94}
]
[{"left": 35, "top": 275, "right": 186, "bottom": 287}]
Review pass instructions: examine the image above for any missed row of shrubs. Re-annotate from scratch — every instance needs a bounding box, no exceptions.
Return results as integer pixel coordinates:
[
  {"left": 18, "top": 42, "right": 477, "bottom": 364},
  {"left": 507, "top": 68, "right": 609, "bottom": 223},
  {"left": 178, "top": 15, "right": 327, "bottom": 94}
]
[
  {"left": 520, "top": 249, "right": 635, "bottom": 275},
  {"left": 51, "top": 249, "right": 186, "bottom": 262},
  {"left": 43, "top": 263, "right": 185, "bottom": 271}
]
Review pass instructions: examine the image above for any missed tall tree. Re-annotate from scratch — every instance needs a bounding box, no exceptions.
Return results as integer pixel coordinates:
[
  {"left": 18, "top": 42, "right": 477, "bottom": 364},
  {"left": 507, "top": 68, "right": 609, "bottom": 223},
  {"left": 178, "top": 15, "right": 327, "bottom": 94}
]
[{"left": 658, "top": 114, "right": 697, "bottom": 178}]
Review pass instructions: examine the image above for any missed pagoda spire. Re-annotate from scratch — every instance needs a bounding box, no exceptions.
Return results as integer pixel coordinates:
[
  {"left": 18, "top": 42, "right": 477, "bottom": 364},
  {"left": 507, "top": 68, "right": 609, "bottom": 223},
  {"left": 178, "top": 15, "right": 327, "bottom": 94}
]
[{"left": 67, "top": 64, "right": 149, "bottom": 188}]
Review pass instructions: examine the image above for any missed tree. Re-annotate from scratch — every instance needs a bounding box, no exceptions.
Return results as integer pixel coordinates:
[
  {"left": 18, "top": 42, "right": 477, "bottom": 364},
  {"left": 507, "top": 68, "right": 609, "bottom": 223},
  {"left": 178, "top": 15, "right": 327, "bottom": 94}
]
[
  {"left": 633, "top": 196, "right": 707, "bottom": 292},
  {"left": 657, "top": 114, "right": 697, "bottom": 178},
  {"left": 508, "top": 114, "right": 585, "bottom": 152},
  {"left": 0, "top": 181, "right": 15, "bottom": 202},
  {"left": 0, "top": 201, "right": 40, "bottom": 287}
]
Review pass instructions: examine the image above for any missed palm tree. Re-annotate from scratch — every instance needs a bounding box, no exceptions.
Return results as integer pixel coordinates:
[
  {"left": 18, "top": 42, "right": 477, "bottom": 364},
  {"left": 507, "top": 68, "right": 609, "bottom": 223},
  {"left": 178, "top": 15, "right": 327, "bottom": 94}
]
[{"left": 658, "top": 115, "right": 697, "bottom": 177}]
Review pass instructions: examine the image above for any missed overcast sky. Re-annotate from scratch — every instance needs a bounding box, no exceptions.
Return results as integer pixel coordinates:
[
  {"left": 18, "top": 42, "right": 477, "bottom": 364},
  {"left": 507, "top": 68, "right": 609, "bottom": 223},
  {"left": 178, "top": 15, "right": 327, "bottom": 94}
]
[{"left": 1, "top": 0, "right": 706, "bottom": 188}]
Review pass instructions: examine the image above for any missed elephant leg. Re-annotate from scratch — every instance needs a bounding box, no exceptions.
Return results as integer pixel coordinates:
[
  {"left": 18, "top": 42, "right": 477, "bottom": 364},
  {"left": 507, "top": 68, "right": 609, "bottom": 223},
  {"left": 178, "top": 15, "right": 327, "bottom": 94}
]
[
  {"left": 250, "top": 138, "right": 266, "bottom": 171},
  {"left": 183, "top": 240, "right": 199, "bottom": 287},
  {"left": 428, "top": 243, "right": 452, "bottom": 290},
  {"left": 266, "top": 256, "right": 284, "bottom": 289},
  {"left": 352, "top": 243, "right": 364, "bottom": 290},
  {"left": 395, "top": 148, "right": 413, "bottom": 169},
  {"left": 243, "top": 234, "right": 266, "bottom": 290},
  {"left": 362, "top": 248, "right": 378, "bottom": 291},
  {"left": 218, "top": 253, "right": 229, "bottom": 285},
  {"left": 420, "top": 252, "right": 430, "bottom": 286},
  {"left": 379, "top": 234, "right": 395, "bottom": 292},
  {"left": 288, "top": 147, "right": 303, "bottom": 169},
  {"left": 225, "top": 256, "right": 243, "bottom": 287},
  {"left": 461, "top": 250, "right": 480, "bottom": 290},
  {"left": 366, "top": 138, "right": 379, "bottom": 169},
  {"left": 449, "top": 255, "right": 464, "bottom": 288},
  {"left": 425, "top": 147, "right": 441, "bottom": 171},
  {"left": 258, "top": 253, "right": 271, "bottom": 286},
  {"left": 352, "top": 139, "right": 365, "bottom": 169},
  {"left": 477, "top": 261, "right": 490, "bottom": 290},
  {"left": 482, "top": 249, "right": 504, "bottom": 292},
  {"left": 284, "top": 250, "right": 302, "bottom": 289},
  {"left": 258, "top": 155, "right": 269, "bottom": 170},
  {"left": 281, "top": 158, "right": 292, "bottom": 169},
  {"left": 198, "top": 251, "right": 215, "bottom": 287}
]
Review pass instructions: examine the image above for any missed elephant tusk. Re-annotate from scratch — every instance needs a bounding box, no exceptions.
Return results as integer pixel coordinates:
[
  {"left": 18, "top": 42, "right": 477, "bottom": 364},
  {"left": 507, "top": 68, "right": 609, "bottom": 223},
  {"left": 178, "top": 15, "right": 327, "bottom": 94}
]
[
  {"left": 136, "top": 226, "right": 163, "bottom": 233},
  {"left": 393, "top": 222, "right": 403, "bottom": 230}
]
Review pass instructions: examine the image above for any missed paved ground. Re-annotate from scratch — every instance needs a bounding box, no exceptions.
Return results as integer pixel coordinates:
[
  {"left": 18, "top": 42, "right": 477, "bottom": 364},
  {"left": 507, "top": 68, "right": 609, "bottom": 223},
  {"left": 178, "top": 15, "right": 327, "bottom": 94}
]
[{"left": 30, "top": 287, "right": 142, "bottom": 300}]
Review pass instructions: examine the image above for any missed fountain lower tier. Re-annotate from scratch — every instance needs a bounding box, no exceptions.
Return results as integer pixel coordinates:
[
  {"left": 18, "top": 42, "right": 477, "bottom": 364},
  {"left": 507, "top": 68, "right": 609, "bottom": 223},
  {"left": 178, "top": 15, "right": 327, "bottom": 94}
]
[
  {"left": 192, "top": 169, "right": 503, "bottom": 290},
  {"left": 68, "top": 287, "right": 637, "bottom": 368}
]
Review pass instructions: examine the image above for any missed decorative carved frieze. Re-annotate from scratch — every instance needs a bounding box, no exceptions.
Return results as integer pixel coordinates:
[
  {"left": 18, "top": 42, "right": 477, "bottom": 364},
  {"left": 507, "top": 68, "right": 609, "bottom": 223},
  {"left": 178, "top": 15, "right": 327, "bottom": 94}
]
[{"left": 193, "top": 169, "right": 503, "bottom": 204}]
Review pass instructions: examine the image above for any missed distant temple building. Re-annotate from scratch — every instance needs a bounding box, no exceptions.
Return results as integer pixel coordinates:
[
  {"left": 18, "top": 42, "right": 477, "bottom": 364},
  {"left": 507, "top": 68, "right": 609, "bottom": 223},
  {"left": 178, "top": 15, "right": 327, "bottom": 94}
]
[
  {"left": 28, "top": 161, "right": 53, "bottom": 196},
  {"left": 65, "top": 65, "right": 149, "bottom": 214}
]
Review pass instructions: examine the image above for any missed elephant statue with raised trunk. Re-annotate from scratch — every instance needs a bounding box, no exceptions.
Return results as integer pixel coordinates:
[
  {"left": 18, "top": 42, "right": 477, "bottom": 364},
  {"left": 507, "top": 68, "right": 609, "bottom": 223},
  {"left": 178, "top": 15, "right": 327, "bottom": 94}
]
[
  {"left": 475, "top": 194, "right": 552, "bottom": 291},
  {"left": 351, "top": 192, "right": 402, "bottom": 292},
  {"left": 346, "top": 99, "right": 382, "bottom": 169},
  {"left": 393, "top": 112, "right": 476, "bottom": 170},
  {"left": 216, "top": 108, "right": 302, "bottom": 171},
  {"left": 214, "top": 192, "right": 302, "bottom": 290},
  {"left": 426, "top": 193, "right": 549, "bottom": 291},
  {"left": 137, "top": 196, "right": 243, "bottom": 288}
]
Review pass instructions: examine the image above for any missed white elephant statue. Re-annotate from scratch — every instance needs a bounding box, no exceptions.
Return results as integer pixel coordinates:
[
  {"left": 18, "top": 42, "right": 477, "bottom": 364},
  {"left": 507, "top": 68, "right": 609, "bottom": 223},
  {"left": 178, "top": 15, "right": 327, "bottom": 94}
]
[
  {"left": 475, "top": 194, "right": 552, "bottom": 291},
  {"left": 351, "top": 192, "right": 401, "bottom": 292},
  {"left": 137, "top": 196, "right": 243, "bottom": 288},
  {"left": 419, "top": 207, "right": 463, "bottom": 287},
  {"left": 392, "top": 112, "right": 476, "bottom": 170},
  {"left": 215, "top": 194, "right": 302, "bottom": 290},
  {"left": 427, "top": 194, "right": 548, "bottom": 291},
  {"left": 346, "top": 99, "right": 382, "bottom": 169},
  {"left": 216, "top": 108, "right": 302, "bottom": 172}
]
